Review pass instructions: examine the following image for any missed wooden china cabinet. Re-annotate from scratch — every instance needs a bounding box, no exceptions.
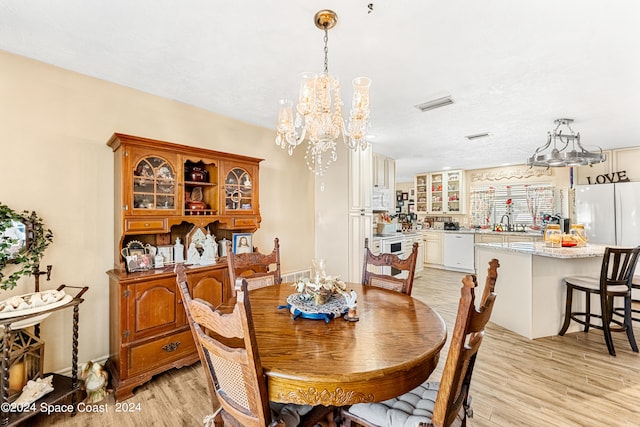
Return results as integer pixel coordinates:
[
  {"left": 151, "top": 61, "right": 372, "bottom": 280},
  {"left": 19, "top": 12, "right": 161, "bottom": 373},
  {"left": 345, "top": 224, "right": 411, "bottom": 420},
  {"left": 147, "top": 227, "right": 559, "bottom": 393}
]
[{"left": 105, "top": 133, "right": 262, "bottom": 401}]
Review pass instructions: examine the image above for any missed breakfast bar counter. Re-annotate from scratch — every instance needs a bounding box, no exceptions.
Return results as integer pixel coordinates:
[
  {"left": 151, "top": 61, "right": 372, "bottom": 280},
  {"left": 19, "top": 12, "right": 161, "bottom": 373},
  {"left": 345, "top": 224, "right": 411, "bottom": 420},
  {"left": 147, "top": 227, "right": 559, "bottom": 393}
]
[{"left": 475, "top": 242, "right": 608, "bottom": 339}]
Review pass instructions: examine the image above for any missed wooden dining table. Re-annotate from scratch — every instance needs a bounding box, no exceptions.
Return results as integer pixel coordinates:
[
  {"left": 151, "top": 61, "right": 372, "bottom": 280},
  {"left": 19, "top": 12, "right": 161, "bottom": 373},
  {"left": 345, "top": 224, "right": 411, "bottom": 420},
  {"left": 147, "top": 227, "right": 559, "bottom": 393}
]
[{"left": 246, "top": 282, "right": 447, "bottom": 406}]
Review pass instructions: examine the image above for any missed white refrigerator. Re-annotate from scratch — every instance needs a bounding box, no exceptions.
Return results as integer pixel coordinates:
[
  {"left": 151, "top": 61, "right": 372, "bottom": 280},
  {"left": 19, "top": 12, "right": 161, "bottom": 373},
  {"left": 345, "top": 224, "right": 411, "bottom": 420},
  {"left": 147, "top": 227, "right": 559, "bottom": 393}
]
[{"left": 575, "top": 182, "right": 640, "bottom": 246}]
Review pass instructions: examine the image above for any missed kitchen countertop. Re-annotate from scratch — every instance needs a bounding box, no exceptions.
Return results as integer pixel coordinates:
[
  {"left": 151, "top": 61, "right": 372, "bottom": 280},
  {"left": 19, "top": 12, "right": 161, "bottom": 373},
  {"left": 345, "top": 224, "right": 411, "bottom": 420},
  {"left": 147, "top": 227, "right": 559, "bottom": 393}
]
[
  {"left": 372, "top": 231, "right": 420, "bottom": 241},
  {"left": 373, "top": 228, "right": 546, "bottom": 240},
  {"left": 418, "top": 228, "right": 544, "bottom": 237},
  {"left": 475, "top": 242, "right": 607, "bottom": 259}
]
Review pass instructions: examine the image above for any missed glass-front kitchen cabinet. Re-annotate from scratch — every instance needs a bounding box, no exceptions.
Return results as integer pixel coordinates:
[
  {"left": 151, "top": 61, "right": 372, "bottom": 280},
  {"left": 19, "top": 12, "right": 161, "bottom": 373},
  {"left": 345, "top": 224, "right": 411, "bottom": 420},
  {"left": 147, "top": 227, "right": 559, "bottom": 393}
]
[
  {"left": 106, "top": 133, "right": 262, "bottom": 401},
  {"left": 415, "top": 170, "right": 465, "bottom": 214},
  {"left": 415, "top": 174, "right": 429, "bottom": 213}
]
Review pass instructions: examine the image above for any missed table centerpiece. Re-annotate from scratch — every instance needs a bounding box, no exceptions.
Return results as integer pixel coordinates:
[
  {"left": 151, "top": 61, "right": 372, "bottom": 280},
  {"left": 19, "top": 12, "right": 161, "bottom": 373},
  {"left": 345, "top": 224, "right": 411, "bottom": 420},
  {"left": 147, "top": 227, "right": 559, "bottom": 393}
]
[{"left": 279, "top": 275, "right": 358, "bottom": 323}]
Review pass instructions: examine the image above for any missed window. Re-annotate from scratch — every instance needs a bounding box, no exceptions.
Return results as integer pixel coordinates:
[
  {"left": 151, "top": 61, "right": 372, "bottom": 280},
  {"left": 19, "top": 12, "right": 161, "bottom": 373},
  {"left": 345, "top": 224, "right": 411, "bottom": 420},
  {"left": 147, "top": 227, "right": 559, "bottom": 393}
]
[{"left": 470, "top": 183, "right": 554, "bottom": 227}]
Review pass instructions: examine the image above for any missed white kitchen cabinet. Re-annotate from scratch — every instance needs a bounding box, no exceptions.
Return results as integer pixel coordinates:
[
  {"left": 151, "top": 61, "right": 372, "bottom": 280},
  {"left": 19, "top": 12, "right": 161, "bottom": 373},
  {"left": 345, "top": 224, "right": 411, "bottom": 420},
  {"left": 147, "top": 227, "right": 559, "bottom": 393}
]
[
  {"left": 403, "top": 234, "right": 424, "bottom": 277},
  {"left": 415, "top": 237, "right": 425, "bottom": 276},
  {"left": 373, "top": 154, "right": 395, "bottom": 212},
  {"left": 444, "top": 233, "right": 475, "bottom": 273},
  {"left": 504, "top": 235, "right": 542, "bottom": 243},
  {"left": 348, "top": 146, "right": 374, "bottom": 282},
  {"left": 416, "top": 170, "right": 465, "bottom": 214},
  {"left": 474, "top": 233, "right": 542, "bottom": 244},
  {"left": 415, "top": 174, "right": 428, "bottom": 213},
  {"left": 429, "top": 170, "right": 464, "bottom": 214},
  {"left": 373, "top": 154, "right": 388, "bottom": 188},
  {"left": 475, "top": 233, "right": 505, "bottom": 244},
  {"left": 316, "top": 143, "right": 373, "bottom": 283},
  {"left": 473, "top": 232, "right": 542, "bottom": 271},
  {"left": 423, "top": 231, "right": 444, "bottom": 268}
]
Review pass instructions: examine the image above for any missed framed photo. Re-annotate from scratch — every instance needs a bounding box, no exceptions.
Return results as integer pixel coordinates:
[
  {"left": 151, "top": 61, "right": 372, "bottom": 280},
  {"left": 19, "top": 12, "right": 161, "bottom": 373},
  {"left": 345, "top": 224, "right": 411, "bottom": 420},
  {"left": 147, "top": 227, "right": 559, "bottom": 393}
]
[
  {"left": 126, "top": 253, "right": 154, "bottom": 273},
  {"left": 232, "top": 233, "right": 253, "bottom": 254},
  {"left": 402, "top": 192, "right": 409, "bottom": 200},
  {"left": 157, "top": 245, "right": 174, "bottom": 264},
  {"left": 410, "top": 188, "right": 415, "bottom": 198},
  {"left": 408, "top": 203, "right": 416, "bottom": 213}
]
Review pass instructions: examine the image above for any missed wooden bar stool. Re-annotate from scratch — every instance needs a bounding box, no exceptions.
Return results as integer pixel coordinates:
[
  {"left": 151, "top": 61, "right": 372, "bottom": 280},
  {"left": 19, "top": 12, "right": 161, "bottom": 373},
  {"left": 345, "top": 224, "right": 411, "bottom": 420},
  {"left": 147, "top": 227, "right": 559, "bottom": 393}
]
[
  {"left": 613, "top": 274, "right": 640, "bottom": 323},
  {"left": 559, "top": 246, "right": 640, "bottom": 356}
]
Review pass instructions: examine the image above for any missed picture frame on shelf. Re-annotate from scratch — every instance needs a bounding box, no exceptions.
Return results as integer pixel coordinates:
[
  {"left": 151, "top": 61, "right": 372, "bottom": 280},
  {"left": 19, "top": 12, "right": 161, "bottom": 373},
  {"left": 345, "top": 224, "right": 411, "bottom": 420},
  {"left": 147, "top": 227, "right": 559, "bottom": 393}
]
[
  {"left": 125, "top": 254, "right": 154, "bottom": 273},
  {"left": 232, "top": 233, "right": 253, "bottom": 254},
  {"left": 157, "top": 245, "right": 174, "bottom": 264}
]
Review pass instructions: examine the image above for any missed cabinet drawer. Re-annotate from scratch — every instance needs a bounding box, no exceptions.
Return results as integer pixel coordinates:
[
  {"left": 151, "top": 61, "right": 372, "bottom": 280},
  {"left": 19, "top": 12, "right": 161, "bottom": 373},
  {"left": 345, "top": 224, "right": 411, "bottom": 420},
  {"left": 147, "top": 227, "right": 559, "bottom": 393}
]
[
  {"left": 124, "top": 218, "right": 168, "bottom": 233},
  {"left": 233, "top": 217, "right": 258, "bottom": 228},
  {"left": 128, "top": 330, "right": 196, "bottom": 376}
]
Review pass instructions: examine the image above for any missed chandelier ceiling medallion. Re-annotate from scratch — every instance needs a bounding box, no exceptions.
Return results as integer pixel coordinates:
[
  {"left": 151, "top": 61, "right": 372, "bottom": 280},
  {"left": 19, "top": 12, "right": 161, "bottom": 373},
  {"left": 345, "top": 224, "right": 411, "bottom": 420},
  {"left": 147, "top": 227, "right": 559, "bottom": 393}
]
[
  {"left": 526, "top": 118, "right": 606, "bottom": 168},
  {"left": 275, "top": 9, "right": 371, "bottom": 178}
]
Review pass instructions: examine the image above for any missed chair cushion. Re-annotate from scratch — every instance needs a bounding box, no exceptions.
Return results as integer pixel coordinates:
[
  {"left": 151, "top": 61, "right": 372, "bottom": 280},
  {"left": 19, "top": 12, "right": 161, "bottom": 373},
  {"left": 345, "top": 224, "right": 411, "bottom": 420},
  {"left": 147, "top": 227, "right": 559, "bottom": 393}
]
[
  {"left": 564, "top": 274, "right": 599, "bottom": 289},
  {"left": 347, "top": 382, "right": 462, "bottom": 427},
  {"left": 564, "top": 275, "right": 629, "bottom": 293},
  {"left": 270, "top": 402, "right": 313, "bottom": 427}
]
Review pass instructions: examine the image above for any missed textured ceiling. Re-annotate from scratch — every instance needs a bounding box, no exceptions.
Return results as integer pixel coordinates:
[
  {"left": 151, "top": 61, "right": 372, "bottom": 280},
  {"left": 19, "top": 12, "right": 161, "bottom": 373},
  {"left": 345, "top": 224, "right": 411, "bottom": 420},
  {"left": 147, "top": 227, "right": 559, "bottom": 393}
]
[{"left": 2, "top": 0, "right": 639, "bottom": 181}]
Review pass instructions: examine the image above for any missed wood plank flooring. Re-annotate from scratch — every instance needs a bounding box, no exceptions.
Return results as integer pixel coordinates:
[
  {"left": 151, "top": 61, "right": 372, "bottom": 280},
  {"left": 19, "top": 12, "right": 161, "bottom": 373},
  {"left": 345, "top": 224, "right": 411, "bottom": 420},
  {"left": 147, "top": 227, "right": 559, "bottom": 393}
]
[{"left": 29, "top": 267, "right": 640, "bottom": 426}]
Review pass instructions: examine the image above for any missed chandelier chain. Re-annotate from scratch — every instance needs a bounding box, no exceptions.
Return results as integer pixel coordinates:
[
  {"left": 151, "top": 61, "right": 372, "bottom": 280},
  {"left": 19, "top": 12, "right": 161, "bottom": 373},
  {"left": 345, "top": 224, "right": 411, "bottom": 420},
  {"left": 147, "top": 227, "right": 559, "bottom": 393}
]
[{"left": 323, "top": 28, "right": 329, "bottom": 74}]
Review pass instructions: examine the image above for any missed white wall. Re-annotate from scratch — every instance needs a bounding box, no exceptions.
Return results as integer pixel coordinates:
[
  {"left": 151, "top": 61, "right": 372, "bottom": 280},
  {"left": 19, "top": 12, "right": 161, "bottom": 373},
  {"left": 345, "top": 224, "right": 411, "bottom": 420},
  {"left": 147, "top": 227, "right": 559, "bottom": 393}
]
[{"left": 0, "top": 50, "right": 315, "bottom": 372}]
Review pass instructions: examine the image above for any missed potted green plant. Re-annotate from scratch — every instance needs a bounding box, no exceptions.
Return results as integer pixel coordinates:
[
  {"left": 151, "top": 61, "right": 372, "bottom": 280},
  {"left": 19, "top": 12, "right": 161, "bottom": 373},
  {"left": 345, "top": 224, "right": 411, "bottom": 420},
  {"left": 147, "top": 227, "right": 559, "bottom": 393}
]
[{"left": 0, "top": 203, "right": 53, "bottom": 291}]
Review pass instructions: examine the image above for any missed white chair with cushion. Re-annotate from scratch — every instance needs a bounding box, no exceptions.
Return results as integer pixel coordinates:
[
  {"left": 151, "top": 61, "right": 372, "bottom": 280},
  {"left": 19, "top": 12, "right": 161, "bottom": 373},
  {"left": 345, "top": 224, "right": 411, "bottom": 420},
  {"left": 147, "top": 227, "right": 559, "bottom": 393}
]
[{"left": 340, "top": 259, "right": 500, "bottom": 427}]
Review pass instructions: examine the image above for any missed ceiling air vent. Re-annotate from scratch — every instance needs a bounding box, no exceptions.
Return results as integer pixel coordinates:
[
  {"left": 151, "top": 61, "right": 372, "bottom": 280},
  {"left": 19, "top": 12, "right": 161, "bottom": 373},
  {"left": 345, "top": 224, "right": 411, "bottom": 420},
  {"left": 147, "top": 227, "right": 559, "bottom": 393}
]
[
  {"left": 465, "top": 132, "right": 491, "bottom": 141},
  {"left": 414, "top": 96, "right": 454, "bottom": 112}
]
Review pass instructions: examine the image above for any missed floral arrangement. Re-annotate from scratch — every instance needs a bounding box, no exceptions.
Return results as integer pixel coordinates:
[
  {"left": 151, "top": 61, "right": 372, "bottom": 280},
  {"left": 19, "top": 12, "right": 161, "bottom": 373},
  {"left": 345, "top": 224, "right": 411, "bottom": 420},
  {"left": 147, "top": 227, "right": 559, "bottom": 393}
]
[{"left": 294, "top": 276, "right": 348, "bottom": 305}]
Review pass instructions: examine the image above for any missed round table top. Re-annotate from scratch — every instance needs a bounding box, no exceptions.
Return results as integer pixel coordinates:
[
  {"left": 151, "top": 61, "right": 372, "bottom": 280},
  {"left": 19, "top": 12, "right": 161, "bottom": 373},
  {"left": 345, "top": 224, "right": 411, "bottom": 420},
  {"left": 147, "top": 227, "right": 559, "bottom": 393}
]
[{"left": 249, "top": 282, "right": 447, "bottom": 406}]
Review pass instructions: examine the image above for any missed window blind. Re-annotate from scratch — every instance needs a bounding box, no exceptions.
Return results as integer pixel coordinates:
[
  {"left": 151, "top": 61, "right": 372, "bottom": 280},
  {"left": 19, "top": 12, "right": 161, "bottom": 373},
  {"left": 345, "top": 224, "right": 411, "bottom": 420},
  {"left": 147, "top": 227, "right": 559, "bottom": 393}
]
[{"left": 470, "top": 183, "right": 554, "bottom": 227}]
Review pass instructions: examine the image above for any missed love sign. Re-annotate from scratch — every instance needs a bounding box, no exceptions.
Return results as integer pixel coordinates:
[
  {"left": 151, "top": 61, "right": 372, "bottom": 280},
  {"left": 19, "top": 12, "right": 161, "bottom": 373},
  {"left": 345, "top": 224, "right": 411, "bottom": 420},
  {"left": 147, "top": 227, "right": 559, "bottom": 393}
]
[{"left": 585, "top": 170, "right": 630, "bottom": 185}]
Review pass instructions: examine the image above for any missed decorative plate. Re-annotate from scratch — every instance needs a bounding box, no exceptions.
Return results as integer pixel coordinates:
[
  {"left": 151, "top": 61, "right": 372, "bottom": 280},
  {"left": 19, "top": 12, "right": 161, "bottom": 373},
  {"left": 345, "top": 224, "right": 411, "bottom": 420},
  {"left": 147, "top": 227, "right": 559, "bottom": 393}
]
[
  {"left": 278, "top": 293, "right": 347, "bottom": 323},
  {"left": 0, "top": 291, "right": 73, "bottom": 330}
]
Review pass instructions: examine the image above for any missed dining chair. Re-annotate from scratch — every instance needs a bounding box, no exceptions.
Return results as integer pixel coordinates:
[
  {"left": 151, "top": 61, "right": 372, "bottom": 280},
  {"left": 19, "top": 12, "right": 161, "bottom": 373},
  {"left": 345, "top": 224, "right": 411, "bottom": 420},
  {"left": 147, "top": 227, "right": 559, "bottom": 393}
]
[
  {"left": 559, "top": 246, "right": 640, "bottom": 356},
  {"left": 226, "top": 237, "right": 282, "bottom": 296},
  {"left": 361, "top": 237, "right": 419, "bottom": 295},
  {"left": 175, "top": 264, "right": 335, "bottom": 427},
  {"left": 340, "top": 258, "right": 500, "bottom": 427}
]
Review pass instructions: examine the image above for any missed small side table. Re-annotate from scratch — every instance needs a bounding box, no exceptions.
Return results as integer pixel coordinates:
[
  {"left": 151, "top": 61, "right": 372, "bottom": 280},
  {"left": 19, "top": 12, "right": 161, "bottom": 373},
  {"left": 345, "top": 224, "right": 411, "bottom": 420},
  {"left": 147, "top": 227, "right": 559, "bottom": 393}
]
[{"left": 1, "top": 285, "right": 88, "bottom": 426}]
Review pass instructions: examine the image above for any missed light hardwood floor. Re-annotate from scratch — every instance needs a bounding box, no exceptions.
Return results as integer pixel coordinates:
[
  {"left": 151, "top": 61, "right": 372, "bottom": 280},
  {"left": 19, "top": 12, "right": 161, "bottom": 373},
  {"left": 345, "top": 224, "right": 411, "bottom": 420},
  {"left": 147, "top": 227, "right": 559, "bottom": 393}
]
[{"left": 30, "top": 267, "right": 640, "bottom": 426}]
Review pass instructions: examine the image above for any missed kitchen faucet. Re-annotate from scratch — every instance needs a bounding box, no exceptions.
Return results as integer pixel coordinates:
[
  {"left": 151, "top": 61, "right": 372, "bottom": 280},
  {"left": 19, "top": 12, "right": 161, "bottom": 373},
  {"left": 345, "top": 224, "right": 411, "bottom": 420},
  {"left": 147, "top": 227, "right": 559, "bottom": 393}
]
[{"left": 500, "top": 214, "right": 512, "bottom": 231}]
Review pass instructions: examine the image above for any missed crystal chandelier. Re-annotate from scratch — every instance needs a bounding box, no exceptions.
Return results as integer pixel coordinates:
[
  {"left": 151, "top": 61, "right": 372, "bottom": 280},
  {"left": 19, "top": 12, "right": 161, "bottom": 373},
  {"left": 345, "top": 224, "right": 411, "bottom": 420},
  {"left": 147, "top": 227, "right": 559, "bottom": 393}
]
[
  {"left": 275, "top": 9, "right": 371, "bottom": 177},
  {"left": 526, "top": 118, "right": 606, "bottom": 167}
]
